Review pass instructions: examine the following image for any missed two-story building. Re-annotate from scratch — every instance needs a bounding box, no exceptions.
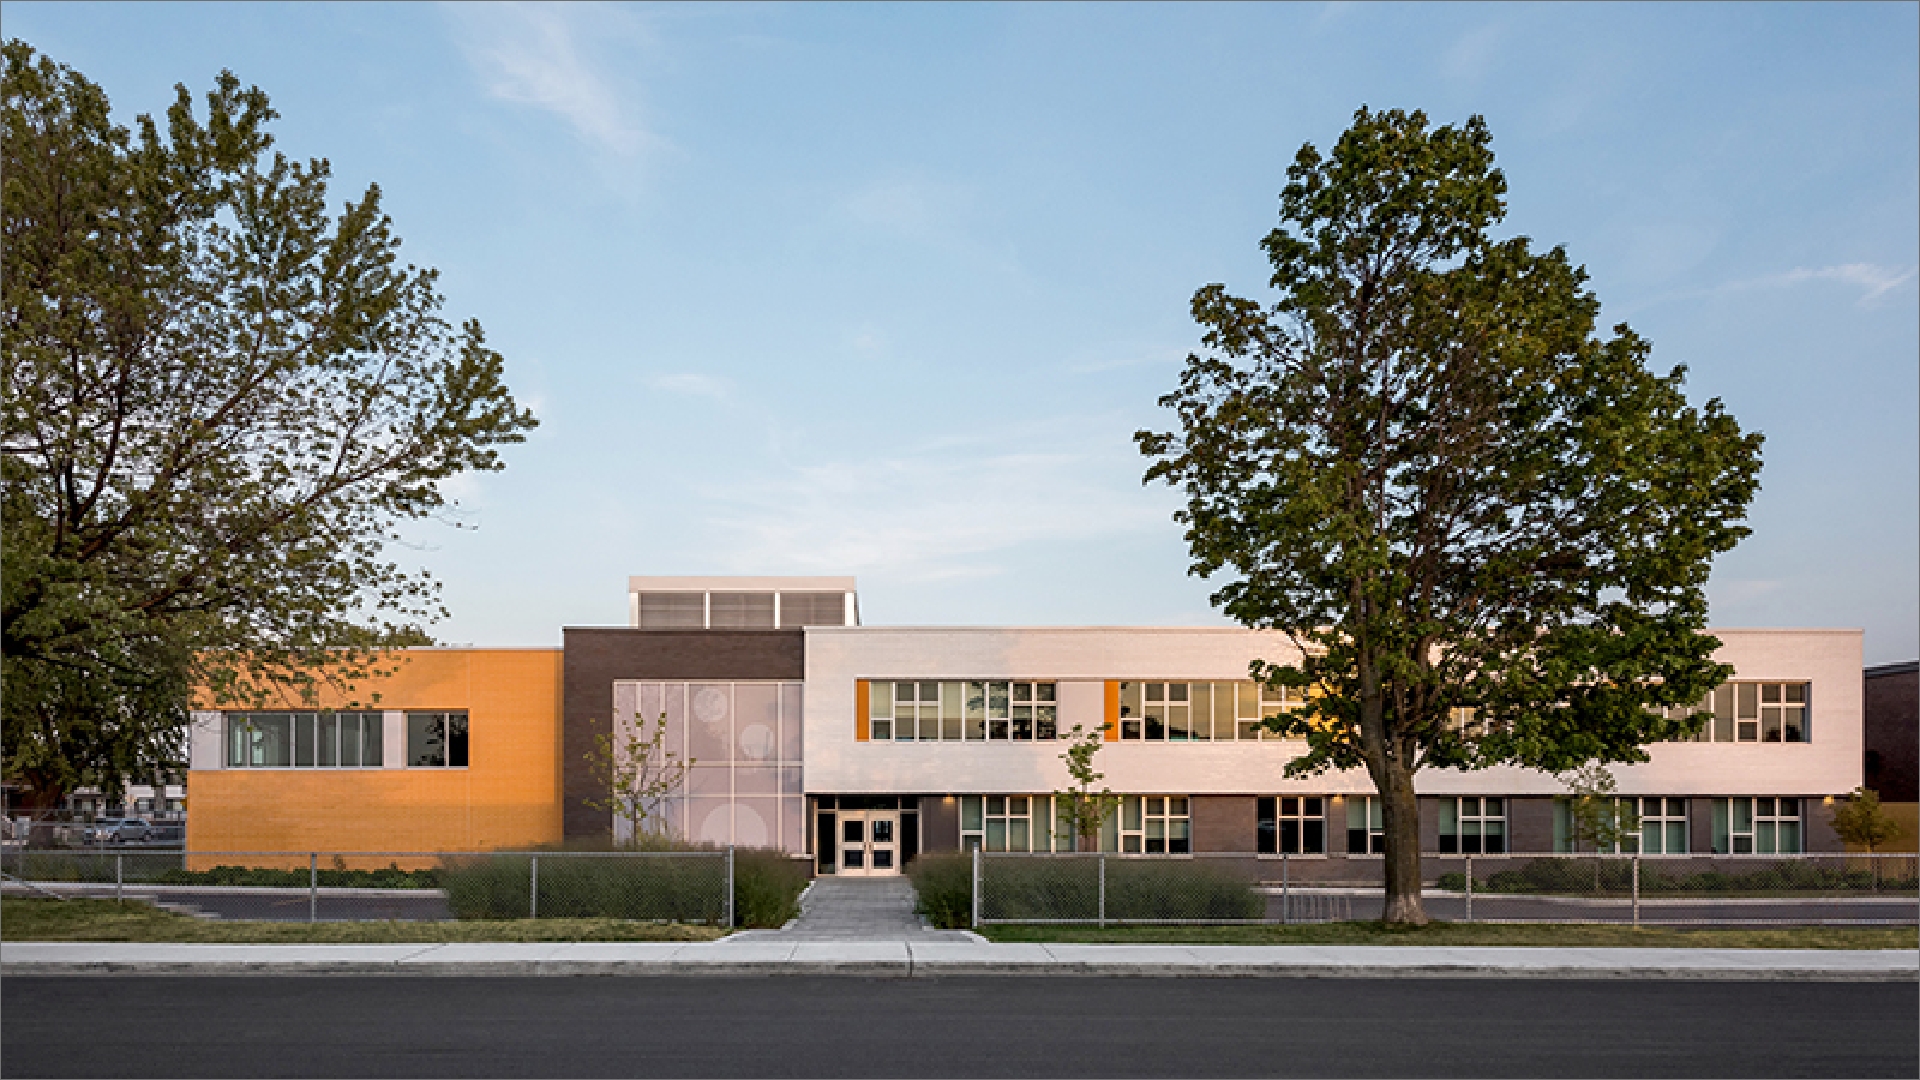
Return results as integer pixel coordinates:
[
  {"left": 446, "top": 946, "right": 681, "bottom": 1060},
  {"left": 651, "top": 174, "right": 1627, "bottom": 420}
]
[{"left": 187, "top": 575, "right": 1864, "bottom": 873}]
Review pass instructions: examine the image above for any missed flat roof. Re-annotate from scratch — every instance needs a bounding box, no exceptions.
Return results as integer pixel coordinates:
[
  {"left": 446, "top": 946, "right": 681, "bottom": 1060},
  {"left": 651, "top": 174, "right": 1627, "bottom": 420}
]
[{"left": 628, "top": 576, "right": 857, "bottom": 592}]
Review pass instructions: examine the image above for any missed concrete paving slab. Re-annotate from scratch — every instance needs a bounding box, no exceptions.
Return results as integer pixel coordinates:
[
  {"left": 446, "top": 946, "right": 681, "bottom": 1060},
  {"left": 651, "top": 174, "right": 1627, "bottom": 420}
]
[
  {"left": 1, "top": 942, "right": 435, "bottom": 972},
  {"left": 782, "top": 942, "right": 912, "bottom": 974}
]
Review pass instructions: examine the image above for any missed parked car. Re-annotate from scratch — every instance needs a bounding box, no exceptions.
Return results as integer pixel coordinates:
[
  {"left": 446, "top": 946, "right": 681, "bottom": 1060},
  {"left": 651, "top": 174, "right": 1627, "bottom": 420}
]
[{"left": 85, "top": 818, "right": 152, "bottom": 844}]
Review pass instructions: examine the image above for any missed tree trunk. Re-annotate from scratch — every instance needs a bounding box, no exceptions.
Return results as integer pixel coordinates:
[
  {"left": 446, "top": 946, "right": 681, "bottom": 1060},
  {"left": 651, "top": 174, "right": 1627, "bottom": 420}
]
[{"left": 1378, "top": 760, "right": 1429, "bottom": 925}]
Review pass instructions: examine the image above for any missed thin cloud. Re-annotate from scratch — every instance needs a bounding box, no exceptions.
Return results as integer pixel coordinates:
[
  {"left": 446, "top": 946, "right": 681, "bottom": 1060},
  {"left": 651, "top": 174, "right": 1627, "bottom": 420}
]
[
  {"left": 688, "top": 421, "right": 1172, "bottom": 584},
  {"left": 446, "top": 1, "right": 651, "bottom": 158},
  {"left": 1717, "top": 263, "right": 1917, "bottom": 307}
]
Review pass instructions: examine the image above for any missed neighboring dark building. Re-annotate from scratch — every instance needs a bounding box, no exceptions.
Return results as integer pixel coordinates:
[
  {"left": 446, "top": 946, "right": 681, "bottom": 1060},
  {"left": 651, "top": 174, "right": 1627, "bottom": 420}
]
[{"left": 1863, "top": 660, "right": 1918, "bottom": 803}]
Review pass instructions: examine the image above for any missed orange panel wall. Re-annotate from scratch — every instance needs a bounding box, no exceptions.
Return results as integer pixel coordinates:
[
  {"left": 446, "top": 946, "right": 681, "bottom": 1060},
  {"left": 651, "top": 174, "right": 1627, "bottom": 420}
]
[{"left": 187, "top": 649, "right": 564, "bottom": 863}]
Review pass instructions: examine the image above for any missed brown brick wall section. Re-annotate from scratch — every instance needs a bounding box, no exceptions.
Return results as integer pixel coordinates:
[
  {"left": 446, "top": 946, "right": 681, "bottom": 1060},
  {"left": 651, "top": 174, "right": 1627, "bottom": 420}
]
[
  {"left": 560, "top": 628, "right": 804, "bottom": 841},
  {"left": 1190, "top": 795, "right": 1256, "bottom": 852},
  {"left": 919, "top": 795, "right": 961, "bottom": 853},
  {"left": 1507, "top": 797, "right": 1555, "bottom": 853},
  {"left": 1864, "top": 663, "right": 1919, "bottom": 803}
]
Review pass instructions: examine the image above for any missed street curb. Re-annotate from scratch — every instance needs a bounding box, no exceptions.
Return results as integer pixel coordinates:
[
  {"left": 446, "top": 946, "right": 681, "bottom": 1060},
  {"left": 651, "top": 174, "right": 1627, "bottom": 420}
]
[
  {"left": 4, "top": 960, "right": 1913, "bottom": 980},
  {"left": 5, "top": 943, "right": 1915, "bottom": 981}
]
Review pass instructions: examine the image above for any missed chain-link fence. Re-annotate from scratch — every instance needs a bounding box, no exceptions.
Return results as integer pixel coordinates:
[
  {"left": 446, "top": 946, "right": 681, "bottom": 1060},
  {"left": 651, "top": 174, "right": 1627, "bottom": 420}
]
[
  {"left": 0, "top": 849, "right": 745, "bottom": 925},
  {"left": 966, "top": 851, "right": 1920, "bottom": 927}
]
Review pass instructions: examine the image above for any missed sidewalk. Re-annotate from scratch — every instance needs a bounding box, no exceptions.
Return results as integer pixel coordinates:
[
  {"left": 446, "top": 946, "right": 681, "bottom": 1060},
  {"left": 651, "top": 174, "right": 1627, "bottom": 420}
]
[{"left": 4, "top": 940, "right": 1915, "bottom": 979}]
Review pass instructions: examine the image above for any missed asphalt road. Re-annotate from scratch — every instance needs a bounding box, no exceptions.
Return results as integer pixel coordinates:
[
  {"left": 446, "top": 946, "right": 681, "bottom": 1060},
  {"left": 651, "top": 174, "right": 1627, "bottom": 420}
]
[{"left": 5, "top": 976, "right": 1915, "bottom": 1078}]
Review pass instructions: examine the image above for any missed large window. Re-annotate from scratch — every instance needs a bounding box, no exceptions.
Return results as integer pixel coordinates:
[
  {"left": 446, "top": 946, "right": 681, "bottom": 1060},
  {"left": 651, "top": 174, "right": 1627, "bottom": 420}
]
[
  {"left": 225, "top": 712, "right": 383, "bottom": 769},
  {"left": 1117, "top": 681, "right": 1297, "bottom": 741},
  {"left": 406, "top": 711, "right": 469, "bottom": 768},
  {"left": 1258, "top": 796, "right": 1326, "bottom": 854},
  {"left": 1553, "top": 797, "right": 1688, "bottom": 854},
  {"left": 1665, "top": 683, "right": 1810, "bottom": 743},
  {"left": 961, "top": 795, "right": 1075, "bottom": 852},
  {"left": 1121, "top": 796, "right": 1191, "bottom": 854},
  {"left": 871, "top": 681, "right": 1057, "bottom": 741},
  {"left": 1439, "top": 796, "right": 1506, "bottom": 854},
  {"left": 1712, "top": 797, "right": 1801, "bottom": 854}
]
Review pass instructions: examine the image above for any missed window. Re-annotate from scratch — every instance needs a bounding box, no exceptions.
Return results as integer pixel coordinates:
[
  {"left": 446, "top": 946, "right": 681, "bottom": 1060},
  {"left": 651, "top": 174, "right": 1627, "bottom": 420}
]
[
  {"left": 1119, "top": 796, "right": 1191, "bottom": 854},
  {"left": 1258, "top": 796, "right": 1326, "bottom": 854},
  {"left": 406, "top": 711, "right": 469, "bottom": 767},
  {"left": 225, "top": 712, "right": 383, "bottom": 768},
  {"left": 1713, "top": 797, "right": 1801, "bottom": 854},
  {"left": 1117, "top": 681, "right": 1297, "bottom": 741},
  {"left": 1439, "top": 796, "right": 1506, "bottom": 854},
  {"left": 1667, "top": 683, "right": 1810, "bottom": 743},
  {"left": 961, "top": 795, "right": 1075, "bottom": 852},
  {"left": 1347, "top": 797, "right": 1385, "bottom": 854},
  {"left": 871, "top": 681, "right": 1056, "bottom": 742},
  {"left": 1553, "top": 797, "right": 1688, "bottom": 853}
]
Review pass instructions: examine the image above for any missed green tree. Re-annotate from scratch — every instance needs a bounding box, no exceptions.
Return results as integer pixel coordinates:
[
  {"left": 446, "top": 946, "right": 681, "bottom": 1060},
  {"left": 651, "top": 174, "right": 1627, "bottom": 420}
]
[
  {"left": 582, "top": 712, "right": 694, "bottom": 845},
  {"left": 1557, "top": 763, "right": 1641, "bottom": 855},
  {"left": 1829, "top": 786, "right": 1901, "bottom": 856},
  {"left": 1, "top": 42, "right": 537, "bottom": 813},
  {"left": 1055, "top": 722, "right": 1119, "bottom": 852},
  {"left": 1137, "top": 107, "right": 1761, "bottom": 924}
]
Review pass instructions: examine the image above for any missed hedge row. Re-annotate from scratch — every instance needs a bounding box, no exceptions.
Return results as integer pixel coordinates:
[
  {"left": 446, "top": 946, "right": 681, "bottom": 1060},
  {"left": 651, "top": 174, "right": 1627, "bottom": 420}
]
[
  {"left": 909, "top": 853, "right": 1263, "bottom": 927},
  {"left": 436, "top": 848, "right": 807, "bottom": 927},
  {"left": 1438, "top": 859, "right": 1920, "bottom": 895}
]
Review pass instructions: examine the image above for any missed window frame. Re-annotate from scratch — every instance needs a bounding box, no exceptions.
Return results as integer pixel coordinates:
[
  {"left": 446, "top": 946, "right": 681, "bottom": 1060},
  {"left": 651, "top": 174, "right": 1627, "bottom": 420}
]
[
  {"left": 1669, "top": 682, "right": 1810, "bottom": 743},
  {"left": 405, "top": 710, "right": 470, "bottom": 769},
  {"left": 1346, "top": 796, "right": 1385, "bottom": 855},
  {"left": 1117, "top": 681, "right": 1297, "bottom": 741},
  {"left": 1713, "top": 796, "right": 1802, "bottom": 854},
  {"left": 224, "top": 711, "right": 385, "bottom": 769},
  {"left": 1438, "top": 796, "right": 1507, "bottom": 855},
  {"left": 1258, "top": 796, "right": 1327, "bottom": 855},
  {"left": 961, "top": 794, "right": 1075, "bottom": 852},
  {"left": 873, "top": 681, "right": 1057, "bottom": 743}
]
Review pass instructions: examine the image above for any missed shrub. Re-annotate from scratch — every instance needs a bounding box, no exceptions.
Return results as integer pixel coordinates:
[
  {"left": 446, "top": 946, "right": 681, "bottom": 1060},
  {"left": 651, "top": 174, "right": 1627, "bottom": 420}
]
[
  {"left": 909, "top": 853, "right": 973, "bottom": 929},
  {"left": 435, "top": 844, "right": 807, "bottom": 927},
  {"left": 732, "top": 848, "right": 810, "bottom": 928},
  {"left": 916, "top": 854, "right": 1262, "bottom": 925}
]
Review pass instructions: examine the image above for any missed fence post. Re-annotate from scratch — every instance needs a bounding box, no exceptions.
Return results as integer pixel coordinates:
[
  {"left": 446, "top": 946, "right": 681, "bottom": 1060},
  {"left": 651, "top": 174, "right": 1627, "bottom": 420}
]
[
  {"left": 1464, "top": 855, "right": 1473, "bottom": 924},
  {"left": 1281, "top": 853, "right": 1290, "bottom": 925},
  {"left": 529, "top": 854, "right": 540, "bottom": 920},
  {"left": 970, "top": 845, "right": 981, "bottom": 929},
  {"left": 1098, "top": 852, "right": 1107, "bottom": 929},
  {"left": 1631, "top": 855, "right": 1640, "bottom": 928},
  {"left": 308, "top": 853, "right": 317, "bottom": 923},
  {"left": 725, "top": 847, "right": 735, "bottom": 929},
  {"left": 116, "top": 852, "right": 123, "bottom": 904}
]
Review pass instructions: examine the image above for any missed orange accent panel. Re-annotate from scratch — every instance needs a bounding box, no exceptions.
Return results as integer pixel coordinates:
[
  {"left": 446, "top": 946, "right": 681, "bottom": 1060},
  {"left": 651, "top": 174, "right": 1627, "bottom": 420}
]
[
  {"left": 187, "top": 649, "right": 564, "bottom": 867},
  {"left": 855, "top": 680, "right": 870, "bottom": 741},
  {"left": 1104, "top": 681, "right": 1120, "bottom": 740}
]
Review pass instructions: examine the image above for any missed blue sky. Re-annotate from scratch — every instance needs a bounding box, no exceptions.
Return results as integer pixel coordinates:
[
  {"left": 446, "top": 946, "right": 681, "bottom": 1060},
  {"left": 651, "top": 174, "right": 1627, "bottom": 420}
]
[{"left": 12, "top": 2, "right": 1917, "bottom": 661}]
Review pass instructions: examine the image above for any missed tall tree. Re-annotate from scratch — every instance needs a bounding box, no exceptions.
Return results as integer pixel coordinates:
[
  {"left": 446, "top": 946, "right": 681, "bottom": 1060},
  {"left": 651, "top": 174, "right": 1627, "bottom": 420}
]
[
  {"left": 1137, "top": 107, "right": 1762, "bottom": 924},
  {"left": 1, "top": 42, "right": 537, "bottom": 812}
]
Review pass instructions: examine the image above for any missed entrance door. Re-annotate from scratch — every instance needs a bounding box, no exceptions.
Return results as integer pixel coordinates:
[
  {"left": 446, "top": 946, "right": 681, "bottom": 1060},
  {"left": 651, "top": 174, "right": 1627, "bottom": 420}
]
[{"left": 838, "top": 811, "right": 901, "bottom": 876}]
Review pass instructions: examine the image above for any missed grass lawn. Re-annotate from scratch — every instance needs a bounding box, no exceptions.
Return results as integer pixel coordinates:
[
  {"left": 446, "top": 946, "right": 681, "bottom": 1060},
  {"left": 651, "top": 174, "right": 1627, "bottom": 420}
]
[
  {"left": 0, "top": 897, "right": 728, "bottom": 943},
  {"left": 977, "top": 921, "right": 1920, "bottom": 950}
]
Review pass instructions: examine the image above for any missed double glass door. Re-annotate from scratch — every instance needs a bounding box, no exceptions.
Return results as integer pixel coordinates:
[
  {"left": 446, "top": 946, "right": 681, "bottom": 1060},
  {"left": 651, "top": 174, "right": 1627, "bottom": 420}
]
[{"left": 839, "top": 810, "right": 900, "bottom": 876}]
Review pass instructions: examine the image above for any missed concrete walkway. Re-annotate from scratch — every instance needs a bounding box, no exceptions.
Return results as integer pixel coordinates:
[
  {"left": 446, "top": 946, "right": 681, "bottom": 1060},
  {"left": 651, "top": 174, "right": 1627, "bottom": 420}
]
[
  {"left": 720, "top": 876, "right": 978, "bottom": 943},
  {"left": 4, "top": 941, "right": 1915, "bottom": 980}
]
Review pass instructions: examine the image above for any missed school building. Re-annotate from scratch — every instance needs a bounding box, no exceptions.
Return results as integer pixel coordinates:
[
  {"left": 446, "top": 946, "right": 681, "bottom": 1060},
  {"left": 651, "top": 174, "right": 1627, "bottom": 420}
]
[{"left": 186, "top": 576, "right": 1873, "bottom": 870}]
